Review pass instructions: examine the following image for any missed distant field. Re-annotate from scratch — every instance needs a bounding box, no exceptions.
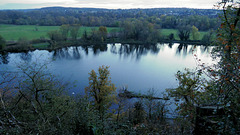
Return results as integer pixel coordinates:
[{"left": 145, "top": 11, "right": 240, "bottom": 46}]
[
  {"left": 0, "top": 24, "right": 59, "bottom": 41},
  {"left": 0, "top": 24, "right": 207, "bottom": 41},
  {"left": 0, "top": 24, "right": 120, "bottom": 41}
]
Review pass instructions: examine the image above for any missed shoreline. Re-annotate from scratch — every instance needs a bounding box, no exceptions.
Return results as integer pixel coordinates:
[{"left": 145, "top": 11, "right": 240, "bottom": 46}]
[{"left": 2, "top": 39, "right": 210, "bottom": 53}]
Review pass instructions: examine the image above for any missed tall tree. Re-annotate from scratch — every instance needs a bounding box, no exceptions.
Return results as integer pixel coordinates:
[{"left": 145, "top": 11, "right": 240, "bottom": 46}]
[
  {"left": 60, "top": 24, "right": 70, "bottom": 41},
  {"left": 82, "top": 29, "right": 88, "bottom": 41},
  {"left": 85, "top": 65, "right": 116, "bottom": 134},
  {"left": 90, "top": 28, "right": 101, "bottom": 42},
  {"left": 210, "top": 0, "right": 240, "bottom": 133},
  {"left": 191, "top": 25, "right": 200, "bottom": 40},
  {"left": 98, "top": 26, "right": 108, "bottom": 42},
  {"left": 201, "top": 30, "right": 214, "bottom": 45},
  {"left": 177, "top": 25, "right": 191, "bottom": 41},
  {"left": 70, "top": 24, "right": 80, "bottom": 40}
]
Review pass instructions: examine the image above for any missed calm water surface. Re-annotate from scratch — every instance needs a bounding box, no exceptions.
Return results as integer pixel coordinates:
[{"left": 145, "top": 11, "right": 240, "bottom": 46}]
[{"left": 0, "top": 43, "right": 213, "bottom": 96}]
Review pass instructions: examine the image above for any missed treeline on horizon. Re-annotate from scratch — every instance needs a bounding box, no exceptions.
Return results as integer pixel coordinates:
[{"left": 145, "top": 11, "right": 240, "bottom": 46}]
[{"left": 0, "top": 7, "right": 220, "bottom": 31}]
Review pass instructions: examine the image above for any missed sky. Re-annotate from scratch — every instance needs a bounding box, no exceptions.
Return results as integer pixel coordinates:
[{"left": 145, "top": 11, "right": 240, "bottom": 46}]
[{"left": 0, "top": 0, "right": 220, "bottom": 10}]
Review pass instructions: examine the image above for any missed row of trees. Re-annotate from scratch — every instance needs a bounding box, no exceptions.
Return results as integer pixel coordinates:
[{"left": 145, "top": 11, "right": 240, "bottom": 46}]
[
  {"left": 47, "top": 24, "right": 81, "bottom": 42},
  {"left": 47, "top": 25, "right": 109, "bottom": 48},
  {"left": 177, "top": 25, "right": 204, "bottom": 41},
  {"left": 46, "top": 20, "right": 213, "bottom": 47},
  {"left": 47, "top": 20, "right": 162, "bottom": 46},
  {"left": 120, "top": 20, "right": 161, "bottom": 43},
  {"left": 0, "top": 22, "right": 214, "bottom": 52},
  {"left": 157, "top": 15, "right": 219, "bottom": 31}
]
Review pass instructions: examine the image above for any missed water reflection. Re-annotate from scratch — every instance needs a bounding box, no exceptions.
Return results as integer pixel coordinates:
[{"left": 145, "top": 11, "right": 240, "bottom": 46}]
[
  {"left": 0, "top": 43, "right": 211, "bottom": 62},
  {"left": 0, "top": 52, "right": 9, "bottom": 64},
  {"left": 72, "top": 47, "right": 81, "bottom": 59},
  {"left": 92, "top": 44, "right": 108, "bottom": 55},
  {"left": 0, "top": 43, "right": 213, "bottom": 97},
  {"left": 176, "top": 44, "right": 188, "bottom": 56},
  {"left": 176, "top": 43, "right": 206, "bottom": 57},
  {"left": 53, "top": 47, "right": 82, "bottom": 60},
  {"left": 19, "top": 52, "right": 32, "bottom": 62},
  {"left": 148, "top": 44, "right": 160, "bottom": 54},
  {"left": 51, "top": 44, "right": 109, "bottom": 60},
  {"left": 200, "top": 45, "right": 211, "bottom": 54},
  {"left": 168, "top": 43, "right": 173, "bottom": 48},
  {"left": 82, "top": 45, "right": 89, "bottom": 55},
  {"left": 110, "top": 44, "right": 117, "bottom": 54},
  {"left": 117, "top": 44, "right": 160, "bottom": 60}
]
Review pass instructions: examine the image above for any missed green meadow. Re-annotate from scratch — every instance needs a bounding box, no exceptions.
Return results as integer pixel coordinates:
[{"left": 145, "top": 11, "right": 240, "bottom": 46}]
[
  {"left": 161, "top": 29, "right": 207, "bottom": 40},
  {"left": 0, "top": 24, "right": 207, "bottom": 41},
  {"left": 0, "top": 24, "right": 59, "bottom": 41},
  {"left": 0, "top": 24, "right": 120, "bottom": 41}
]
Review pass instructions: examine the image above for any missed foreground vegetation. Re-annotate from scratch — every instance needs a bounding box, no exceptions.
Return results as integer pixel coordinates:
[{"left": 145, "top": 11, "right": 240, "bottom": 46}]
[{"left": 0, "top": 62, "right": 173, "bottom": 134}]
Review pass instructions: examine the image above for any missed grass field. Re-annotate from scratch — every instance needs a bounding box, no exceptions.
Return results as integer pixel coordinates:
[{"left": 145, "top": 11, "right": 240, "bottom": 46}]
[
  {"left": 0, "top": 24, "right": 120, "bottom": 41},
  {"left": 0, "top": 24, "right": 207, "bottom": 41},
  {"left": 0, "top": 24, "right": 59, "bottom": 41},
  {"left": 161, "top": 29, "right": 207, "bottom": 40}
]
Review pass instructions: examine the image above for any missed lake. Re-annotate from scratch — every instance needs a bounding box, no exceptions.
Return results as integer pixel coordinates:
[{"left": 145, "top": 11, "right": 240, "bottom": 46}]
[{"left": 0, "top": 43, "right": 213, "bottom": 97}]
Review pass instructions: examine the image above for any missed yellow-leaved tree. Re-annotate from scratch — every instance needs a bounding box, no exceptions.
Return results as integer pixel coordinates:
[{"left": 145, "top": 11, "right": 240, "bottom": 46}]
[{"left": 85, "top": 65, "right": 117, "bottom": 134}]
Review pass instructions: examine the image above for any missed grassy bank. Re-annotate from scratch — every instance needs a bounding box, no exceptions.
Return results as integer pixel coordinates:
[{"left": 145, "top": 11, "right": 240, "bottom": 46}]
[{"left": 0, "top": 24, "right": 59, "bottom": 41}]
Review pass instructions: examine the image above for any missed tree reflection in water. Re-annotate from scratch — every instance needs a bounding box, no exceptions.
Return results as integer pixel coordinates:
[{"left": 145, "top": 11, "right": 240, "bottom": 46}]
[
  {"left": 0, "top": 52, "right": 9, "bottom": 64},
  {"left": 72, "top": 47, "right": 81, "bottom": 59},
  {"left": 50, "top": 44, "right": 211, "bottom": 61},
  {"left": 52, "top": 44, "right": 109, "bottom": 60},
  {"left": 110, "top": 44, "right": 117, "bottom": 54},
  {"left": 200, "top": 45, "right": 211, "bottom": 54},
  {"left": 82, "top": 45, "right": 89, "bottom": 55},
  {"left": 168, "top": 43, "right": 173, "bottom": 48},
  {"left": 175, "top": 44, "right": 209, "bottom": 57},
  {"left": 19, "top": 52, "right": 32, "bottom": 62},
  {"left": 53, "top": 47, "right": 81, "bottom": 60},
  {"left": 176, "top": 43, "right": 189, "bottom": 56},
  {"left": 117, "top": 44, "right": 160, "bottom": 61},
  {"left": 92, "top": 44, "right": 108, "bottom": 55},
  {"left": 0, "top": 43, "right": 211, "bottom": 63}
]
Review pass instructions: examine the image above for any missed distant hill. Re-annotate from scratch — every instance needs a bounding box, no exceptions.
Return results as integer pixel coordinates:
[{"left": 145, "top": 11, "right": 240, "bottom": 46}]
[
  {"left": 1, "top": 6, "right": 220, "bottom": 16},
  {"left": 0, "top": 7, "right": 221, "bottom": 30},
  {"left": 38, "top": 6, "right": 220, "bottom": 16}
]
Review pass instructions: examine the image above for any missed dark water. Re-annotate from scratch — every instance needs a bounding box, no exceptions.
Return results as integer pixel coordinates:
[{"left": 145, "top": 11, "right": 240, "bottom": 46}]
[{"left": 0, "top": 43, "right": 212, "bottom": 97}]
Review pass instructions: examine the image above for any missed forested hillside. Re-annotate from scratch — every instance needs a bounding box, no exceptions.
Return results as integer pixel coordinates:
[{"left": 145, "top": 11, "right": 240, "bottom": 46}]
[{"left": 0, "top": 7, "right": 220, "bottom": 31}]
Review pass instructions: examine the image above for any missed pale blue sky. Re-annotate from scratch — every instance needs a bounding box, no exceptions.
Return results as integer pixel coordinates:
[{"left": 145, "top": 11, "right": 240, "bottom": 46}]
[{"left": 0, "top": 0, "right": 220, "bottom": 9}]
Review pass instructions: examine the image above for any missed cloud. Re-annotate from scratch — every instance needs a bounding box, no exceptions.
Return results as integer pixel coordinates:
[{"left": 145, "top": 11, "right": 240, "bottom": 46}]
[
  {"left": 0, "top": 0, "right": 219, "bottom": 9},
  {"left": 71, "top": 0, "right": 218, "bottom": 8}
]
